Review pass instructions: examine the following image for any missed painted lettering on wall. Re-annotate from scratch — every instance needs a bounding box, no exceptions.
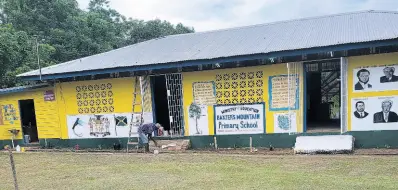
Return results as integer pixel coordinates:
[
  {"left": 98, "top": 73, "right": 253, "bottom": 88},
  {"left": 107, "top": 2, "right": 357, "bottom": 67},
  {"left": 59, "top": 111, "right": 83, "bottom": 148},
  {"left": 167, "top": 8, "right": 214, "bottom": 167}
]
[
  {"left": 193, "top": 82, "right": 216, "bottom": 105},
  {"left": 214, "top": 103, "right": 265, "bottom": 135},
  {"left": 269, "top": 75, "right": 299, "bottom": 111}
]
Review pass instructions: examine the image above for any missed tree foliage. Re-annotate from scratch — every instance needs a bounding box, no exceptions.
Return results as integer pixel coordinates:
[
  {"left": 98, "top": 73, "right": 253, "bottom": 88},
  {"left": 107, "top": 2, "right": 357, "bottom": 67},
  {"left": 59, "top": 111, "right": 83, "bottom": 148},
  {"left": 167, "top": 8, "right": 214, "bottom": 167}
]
[{"left": 0, "top": 0, "right": 194, "bottom": 88}]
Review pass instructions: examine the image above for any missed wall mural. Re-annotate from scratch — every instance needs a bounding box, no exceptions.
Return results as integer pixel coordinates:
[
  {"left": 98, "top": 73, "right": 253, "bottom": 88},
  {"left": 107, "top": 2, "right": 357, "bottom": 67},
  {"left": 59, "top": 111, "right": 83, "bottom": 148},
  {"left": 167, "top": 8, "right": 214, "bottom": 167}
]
[
  {"left": 67, "top": 113, "right": 142, "bottom": 139},
  {"left": 2, "top": 104, "right": 18, "bottom": 124},
  {"left": 187, "top": 103, "right": 209, "bottom": 135},
  {"left": 75, "top": 83, "right": 114, "bottom": 114},
  {"left": 268, "top": 74, "right": 299, "bottom": 111},
  {"left": 353, "top": 65, "right": 398, "bottom": 92},
  {"left": 214, "top": 103, "right": 265, "bottom": 135},
  {"left": 273, "top": 112, "right": 297, "bottom": 133},
  {"left": 215, "top": 71, "right": 264, "bottom": 105},
  {"left": 351, "top": 96, "right": 398, "bottom": 131}
]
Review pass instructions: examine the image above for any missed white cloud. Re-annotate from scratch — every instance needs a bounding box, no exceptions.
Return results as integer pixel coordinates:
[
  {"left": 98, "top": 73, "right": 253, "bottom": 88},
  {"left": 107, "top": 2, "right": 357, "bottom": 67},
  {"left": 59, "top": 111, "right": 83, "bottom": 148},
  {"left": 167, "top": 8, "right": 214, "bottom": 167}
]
[{"left": 77, "top": 0, "right": 398, "bottom": 31}]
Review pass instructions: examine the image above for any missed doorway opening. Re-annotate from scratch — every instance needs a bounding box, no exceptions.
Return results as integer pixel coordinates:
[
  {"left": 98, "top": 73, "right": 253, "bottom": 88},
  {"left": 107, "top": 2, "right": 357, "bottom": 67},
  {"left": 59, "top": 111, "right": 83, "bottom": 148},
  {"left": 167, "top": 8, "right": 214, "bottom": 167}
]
[
  {"left": 19, "top": 99, "right": 39, "bottom": 143},
  {"left": 152, "top": 75, "right": 171, "bottom": 134},
  {"left": 151, "top": 73, "right": 184, "bottom": 136},
  {"left": 305, "top": 61, "right": 341, "bottom": 133}
]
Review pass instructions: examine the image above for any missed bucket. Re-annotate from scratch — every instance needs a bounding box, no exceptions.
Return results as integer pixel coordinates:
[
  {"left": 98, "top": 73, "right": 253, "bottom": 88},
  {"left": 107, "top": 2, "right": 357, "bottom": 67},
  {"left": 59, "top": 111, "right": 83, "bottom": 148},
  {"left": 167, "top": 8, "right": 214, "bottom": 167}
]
[{"left": 23, "top": 135, "right": 30, "bottom": 144}]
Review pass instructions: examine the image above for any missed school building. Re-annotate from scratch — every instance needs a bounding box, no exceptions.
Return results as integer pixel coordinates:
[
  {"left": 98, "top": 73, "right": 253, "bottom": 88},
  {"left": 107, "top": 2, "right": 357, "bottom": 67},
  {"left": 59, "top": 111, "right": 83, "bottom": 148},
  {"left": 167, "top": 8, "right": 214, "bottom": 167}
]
[{"left": 1, "top": 10, "right": 398, "bottom": 149}]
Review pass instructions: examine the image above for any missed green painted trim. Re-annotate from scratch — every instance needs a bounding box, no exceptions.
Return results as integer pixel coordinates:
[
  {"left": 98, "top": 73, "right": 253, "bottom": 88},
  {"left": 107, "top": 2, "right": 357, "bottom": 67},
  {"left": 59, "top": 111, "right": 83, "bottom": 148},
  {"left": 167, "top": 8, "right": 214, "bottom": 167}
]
[{"left": 2, "top": 131, "right": 398, "bottom": 149}]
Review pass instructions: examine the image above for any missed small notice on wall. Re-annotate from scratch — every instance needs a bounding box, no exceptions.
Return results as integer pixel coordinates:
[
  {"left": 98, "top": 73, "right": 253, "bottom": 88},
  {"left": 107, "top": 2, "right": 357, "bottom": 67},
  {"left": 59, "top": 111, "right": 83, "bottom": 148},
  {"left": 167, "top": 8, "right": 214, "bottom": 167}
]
[
  {"left": 44, "top": 90, "right": 55, "bottom": 101},
  {"left": 193, "top": 82, "right": 216, "bottom": 105},
  {"left": 269, "top": 75, "right": 299, "bottom": 111},
  {"left": 269, "top": 75, "right": 298, "bottom": 111}
]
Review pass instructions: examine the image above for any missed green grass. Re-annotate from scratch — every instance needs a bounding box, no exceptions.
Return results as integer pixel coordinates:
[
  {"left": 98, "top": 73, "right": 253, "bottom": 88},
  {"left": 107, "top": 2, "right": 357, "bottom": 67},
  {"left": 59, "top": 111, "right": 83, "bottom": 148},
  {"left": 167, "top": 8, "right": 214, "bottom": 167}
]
[{"left": 1, "top": 152, "right": 398, "bottom": 189}]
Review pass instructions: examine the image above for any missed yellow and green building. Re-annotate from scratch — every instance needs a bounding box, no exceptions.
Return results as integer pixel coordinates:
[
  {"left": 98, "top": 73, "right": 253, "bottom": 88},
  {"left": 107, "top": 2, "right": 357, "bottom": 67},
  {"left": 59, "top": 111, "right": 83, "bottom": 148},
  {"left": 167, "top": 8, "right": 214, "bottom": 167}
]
[{"left": 2, "top": 11, "right": 398, "bottom": 149}]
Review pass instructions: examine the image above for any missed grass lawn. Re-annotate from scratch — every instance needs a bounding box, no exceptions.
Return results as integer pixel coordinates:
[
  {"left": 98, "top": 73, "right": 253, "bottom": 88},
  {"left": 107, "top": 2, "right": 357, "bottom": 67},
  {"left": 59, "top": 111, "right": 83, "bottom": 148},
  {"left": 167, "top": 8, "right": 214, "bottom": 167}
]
[{"left": 1, "top": 152, "right": 398, "bottom": 190}]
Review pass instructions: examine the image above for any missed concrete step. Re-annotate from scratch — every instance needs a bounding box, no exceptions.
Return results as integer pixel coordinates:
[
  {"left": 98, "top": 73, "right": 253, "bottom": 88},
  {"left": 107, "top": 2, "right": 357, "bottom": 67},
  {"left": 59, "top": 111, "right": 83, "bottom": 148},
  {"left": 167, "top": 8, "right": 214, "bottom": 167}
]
[
  {"left": 149, "top": 139, "right": 190, "bottom": 151},
  {"left": 294, "top": 135, "right": 354, "bottom": 154}
]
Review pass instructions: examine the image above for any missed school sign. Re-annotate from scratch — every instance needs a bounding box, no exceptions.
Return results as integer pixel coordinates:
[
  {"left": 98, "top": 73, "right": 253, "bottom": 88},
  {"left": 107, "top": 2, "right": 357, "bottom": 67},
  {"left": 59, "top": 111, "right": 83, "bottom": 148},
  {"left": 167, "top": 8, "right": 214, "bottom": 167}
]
[{"left": 214, "top": 103, "right": 265, "bottom": 135}]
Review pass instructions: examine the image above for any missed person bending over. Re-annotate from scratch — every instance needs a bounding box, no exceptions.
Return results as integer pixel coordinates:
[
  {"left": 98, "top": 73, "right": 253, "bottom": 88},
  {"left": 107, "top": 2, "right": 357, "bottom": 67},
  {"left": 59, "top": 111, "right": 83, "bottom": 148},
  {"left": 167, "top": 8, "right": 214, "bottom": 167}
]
[{"left": 138, "top": 123, "right": 163, "bottom": 152}]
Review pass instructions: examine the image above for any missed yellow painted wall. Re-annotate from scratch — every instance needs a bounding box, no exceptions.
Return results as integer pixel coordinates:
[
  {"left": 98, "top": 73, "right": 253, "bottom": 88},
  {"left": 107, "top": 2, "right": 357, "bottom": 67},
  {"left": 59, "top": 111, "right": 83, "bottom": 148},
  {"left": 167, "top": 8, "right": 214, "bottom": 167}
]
[
  {"left": 55, "top": 77, "right": 143, "bottom": 139},
  {"left": 0, "top": 87, "right": 61, "bottom": 140},
  {"left": 347, "top": 52, "right": 398, "bottom": 131},
  {"left": 182, "top": 63, "right": 304, "bottom": 135}
]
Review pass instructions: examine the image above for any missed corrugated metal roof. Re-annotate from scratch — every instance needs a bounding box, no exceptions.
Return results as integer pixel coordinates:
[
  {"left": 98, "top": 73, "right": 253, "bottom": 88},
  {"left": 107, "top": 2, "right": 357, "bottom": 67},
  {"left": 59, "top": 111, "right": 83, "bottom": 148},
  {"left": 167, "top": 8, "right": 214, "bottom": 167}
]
[
  {"left": 0, "top": 83, "right": 51, "bottom": 95},
  {"left": 19, "top": 10, "right": 398, "bottom": 77}
]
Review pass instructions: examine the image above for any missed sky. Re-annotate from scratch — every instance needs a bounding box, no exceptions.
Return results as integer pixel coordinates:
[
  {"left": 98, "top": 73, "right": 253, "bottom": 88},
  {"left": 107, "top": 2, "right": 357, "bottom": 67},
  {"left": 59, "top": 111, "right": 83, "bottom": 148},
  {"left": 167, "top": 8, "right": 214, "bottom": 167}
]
[{"left": 77, "top": 0, "right": 398, "bottom": 32}]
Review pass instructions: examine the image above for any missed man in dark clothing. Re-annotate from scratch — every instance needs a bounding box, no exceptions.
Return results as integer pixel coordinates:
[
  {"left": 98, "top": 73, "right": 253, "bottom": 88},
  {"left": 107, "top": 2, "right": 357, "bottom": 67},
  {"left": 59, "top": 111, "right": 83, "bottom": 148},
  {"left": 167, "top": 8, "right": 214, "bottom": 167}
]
[
  {"left": 138, "top": 123, "right": 163, "bottom": 152},
  {"left": 373, "top": 100, "right": 398, "bottom": 123},
  {"left": 380, "top": 67, "right": 398, "bottom": 83}
]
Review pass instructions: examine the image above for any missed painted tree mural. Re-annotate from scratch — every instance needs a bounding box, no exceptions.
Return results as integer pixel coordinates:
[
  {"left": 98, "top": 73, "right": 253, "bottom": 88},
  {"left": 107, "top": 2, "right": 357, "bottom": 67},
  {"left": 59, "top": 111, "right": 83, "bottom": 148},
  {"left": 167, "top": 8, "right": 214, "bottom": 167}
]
[{"left": 189, "top": 102, "right": 202, "bottom": 134}]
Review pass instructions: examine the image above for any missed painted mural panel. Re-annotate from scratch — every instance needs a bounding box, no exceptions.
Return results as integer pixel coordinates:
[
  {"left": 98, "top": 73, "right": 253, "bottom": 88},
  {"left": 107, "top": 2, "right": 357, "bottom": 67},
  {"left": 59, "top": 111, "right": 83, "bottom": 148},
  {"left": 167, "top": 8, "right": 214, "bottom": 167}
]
[
  {"left": 2, "top": 104, "right": 18, "bottom": 124},
  {"left": 269, "top": 75, "right": 299, "bottom": 111},
  {"left": 67, "top": 113, "right": 141, "bottom": 139},
  {"left": 273, "top": 112, "right": 297, "bottom": 133},
  {"left": 353, "top": 65, "right": 398, "bottom": 92},
  {"left": 351, "top": 96, "right": 398, "bottom": 131},
  {"left": 187, "top": 104, "right": 209, "bottom": 135},
  {"left": 214, "top": 103, "right": 265, "bottom": 135}
]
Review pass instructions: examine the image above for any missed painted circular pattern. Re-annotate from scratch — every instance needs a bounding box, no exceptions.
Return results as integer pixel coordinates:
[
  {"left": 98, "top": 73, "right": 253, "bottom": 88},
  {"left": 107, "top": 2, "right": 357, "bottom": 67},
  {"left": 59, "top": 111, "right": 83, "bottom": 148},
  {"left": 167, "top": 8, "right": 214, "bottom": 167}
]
[
  {"left": 76, "top": 86, "right": 81, "bottom": 92},
  {"left": 232, "top": 90, "right": 238, "bottom": 97},
  {"left": 96, "top": 99, "right": 101, "bottom": 105},
  {"left": 248, "top": 72, "right": 255, "bottom": 79},
  {"left": 83, "top": 93, "right": 88, "bottom": 99},
  {"left": 101, "top": 91, "right": 107, "bottom": 98},
  {"left": 89, "top": 92, "right": 94, "bottom": 98},
  {"left": 90, "top": 107, "right": 96, "bottom": 113},
  {"left": 76, "top": 93, "right": 82, "bottom": 99},
  {"left": 109, "top": 106, "right": 115, "bottom": 112},
  {"left": 88, "top": 85, "right": 93, "bottom": 91},
  {"left": 102, "top": 99, "right": 107, "bottom": 105},
  {"left": 84, "top": 108, "right": 89, "bottom": 113},
  {"left": 106, "top": 83, "right": 112, "bottom": 89},
  {"left": 108, "top": 98, "right": 114, "bottom": 105},
  {"left": 224, "top": 99, "right": 231, "bottom": 104},
  {"left": 89, "top": 100, "right": 94, "bottom": 106},
  {"left": 231, "top": 73, "right": 238, "bottom": 80},
  {"left": 248, "top": 81, "right": 255, "bottom": 88},
  {"left": 103, "top": 106, "right": 108, "bottom": 112},
  {"left": 78, "top": 108, "right": 83, "bottom": 114},
  {"left": 239, "top": 81, "right": 246, "bottom": 88},
  {"left": 100, "top": 84, "right": 106, "bottom": 90},
  {"left": 83, "top": 100, "right": 88, "bottom": 106},
  {"left": 216, "top": 74, "right": 222, "bottom": 81},
  {"left": 108, "top": 91, "right": 113, "bottom": 97},
  {"left": 256, "top": 71, "right": 263, "bottom": 78},
  {"left": 239, "top": 72, "right": 246, "bottom": 79},
  {"left": 94, "top": 84, "right": 100, "bottom": 90},
  {"left": 95, "top": 92, "right": 100, "bottom": 98},
  {"left": 223, "top": 74, "right": 230, "bottom": 80}
]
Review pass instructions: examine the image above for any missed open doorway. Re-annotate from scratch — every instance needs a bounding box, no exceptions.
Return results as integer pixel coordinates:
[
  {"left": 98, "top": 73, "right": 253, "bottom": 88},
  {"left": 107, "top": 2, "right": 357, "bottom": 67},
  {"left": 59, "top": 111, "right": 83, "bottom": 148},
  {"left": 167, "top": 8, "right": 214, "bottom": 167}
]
[
  {"left": 152, "top": 75, "right": 171, "bottom": 134},
  {"left": 305, "top": 61, "right": 341, "bottom": 133},
  {"left": 151, "top": 74, "right": 185, "bottom": 136},
  {"left": 19, "top": 99, "right": 39, "bottom": 143}
]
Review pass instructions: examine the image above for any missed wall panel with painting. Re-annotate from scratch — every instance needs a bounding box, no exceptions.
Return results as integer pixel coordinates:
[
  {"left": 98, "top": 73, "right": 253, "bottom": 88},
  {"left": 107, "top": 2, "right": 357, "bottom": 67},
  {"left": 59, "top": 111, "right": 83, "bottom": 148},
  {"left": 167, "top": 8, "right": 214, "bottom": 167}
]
[
  {"left": 182, "top": 62, "right": 304, "bottom": 136},
  {"left": 348, "top": 53, "right": 398, "bottom": 131}
]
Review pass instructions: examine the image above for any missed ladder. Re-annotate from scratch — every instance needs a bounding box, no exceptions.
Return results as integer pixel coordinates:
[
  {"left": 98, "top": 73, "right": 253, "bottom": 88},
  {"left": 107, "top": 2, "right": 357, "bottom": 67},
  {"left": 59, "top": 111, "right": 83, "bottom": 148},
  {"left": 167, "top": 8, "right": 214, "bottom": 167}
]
[{"left": 126, "top": 76, "right": 144, "bottom": 153}]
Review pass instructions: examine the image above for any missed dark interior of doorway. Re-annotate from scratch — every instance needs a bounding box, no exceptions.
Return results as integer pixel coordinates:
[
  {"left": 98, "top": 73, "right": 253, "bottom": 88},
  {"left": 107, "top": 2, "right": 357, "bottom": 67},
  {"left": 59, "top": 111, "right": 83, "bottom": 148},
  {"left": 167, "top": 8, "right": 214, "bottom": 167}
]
[
  {"left": 305, "top": 61, "right": 341, "bottom": 133},
  {"left": 152, "top": 75, "right": 171, "bottom": 135},
  {"left": 19, "top": 99, "right": 39, "bottom": 143}
]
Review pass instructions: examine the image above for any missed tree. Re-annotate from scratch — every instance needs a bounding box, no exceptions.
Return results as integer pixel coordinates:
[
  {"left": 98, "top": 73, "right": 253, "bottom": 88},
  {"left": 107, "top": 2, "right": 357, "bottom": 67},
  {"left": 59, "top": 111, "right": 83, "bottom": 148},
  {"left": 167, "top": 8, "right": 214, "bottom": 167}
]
[
  {"left": 189, "top": 103, "right": 202, "bottom": 134},
  {"left": 0, "top": 0, "right": 194, "bottom": 88}
]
